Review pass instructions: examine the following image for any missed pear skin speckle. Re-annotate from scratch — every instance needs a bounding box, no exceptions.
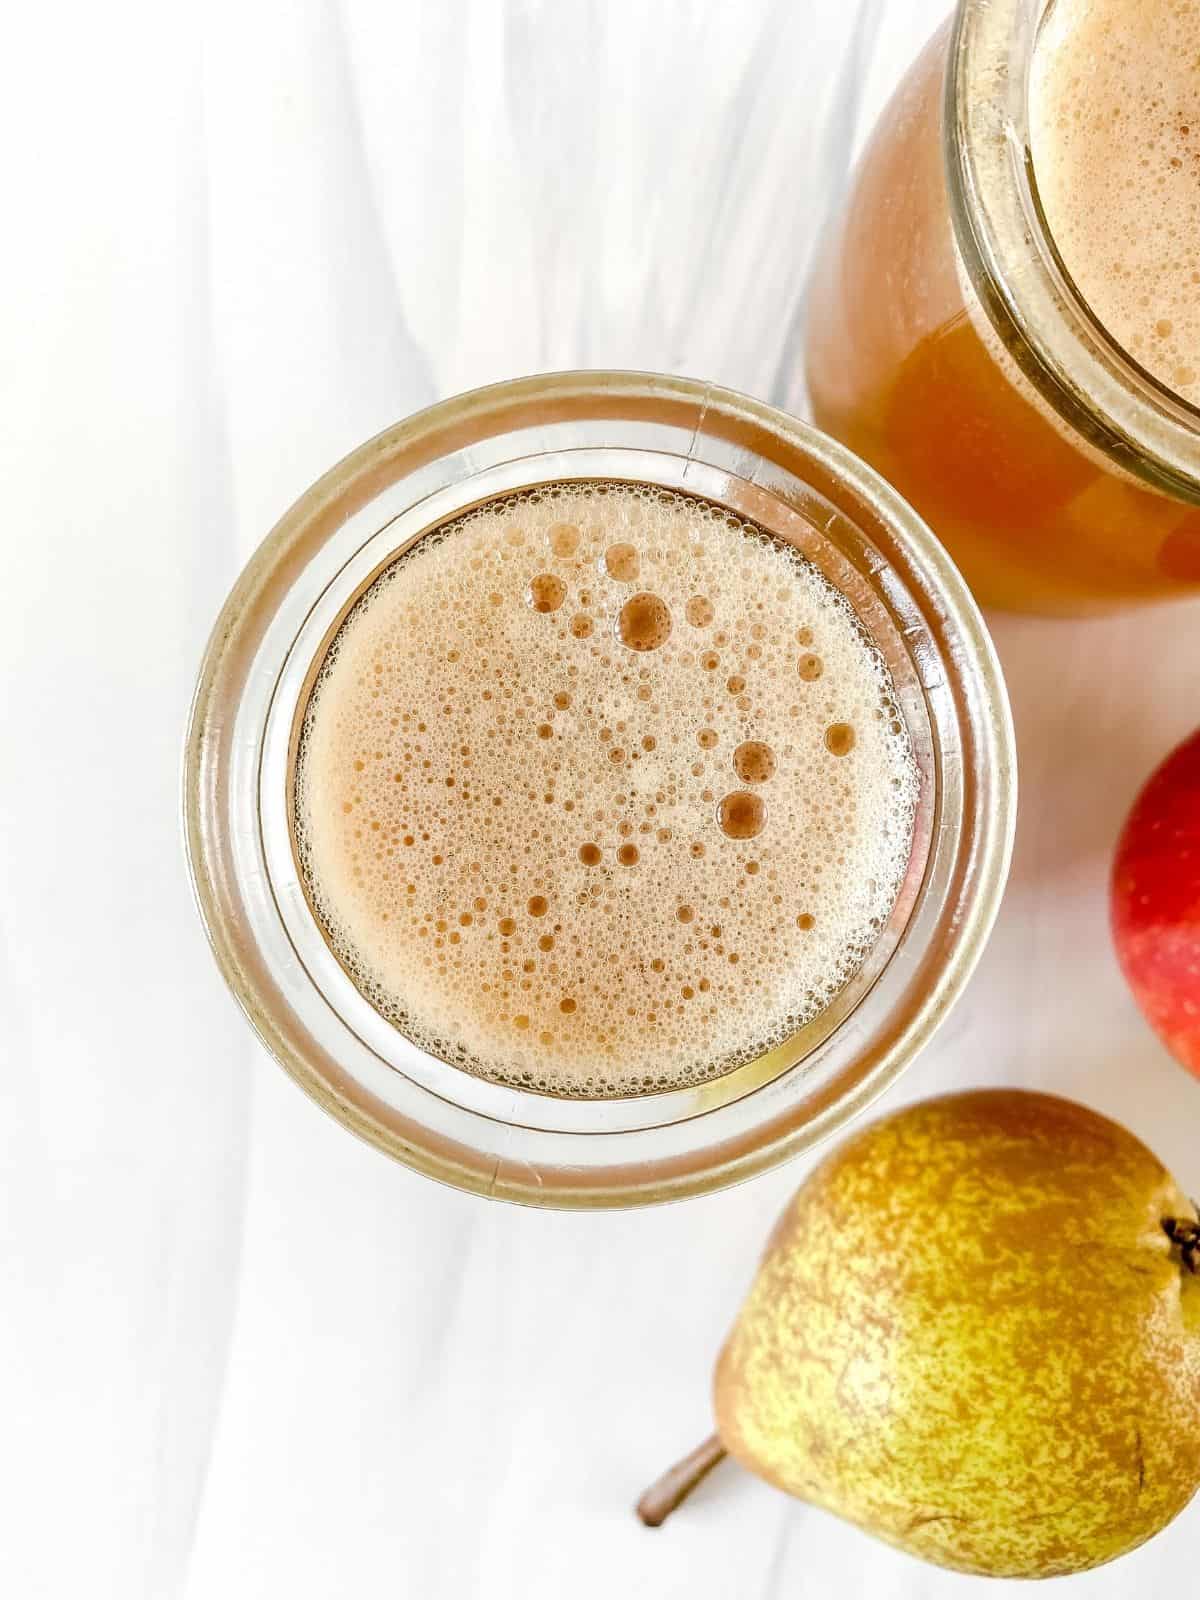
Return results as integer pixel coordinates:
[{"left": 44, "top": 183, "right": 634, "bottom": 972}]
[{"left": 714, "top": 1090, "right": 1200, "bottom": 1578}]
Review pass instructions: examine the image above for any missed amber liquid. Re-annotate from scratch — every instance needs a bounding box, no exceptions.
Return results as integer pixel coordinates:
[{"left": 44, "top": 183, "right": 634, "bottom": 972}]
[{"left": 805, "top": 24, "right": 1200, "bottom": 615}]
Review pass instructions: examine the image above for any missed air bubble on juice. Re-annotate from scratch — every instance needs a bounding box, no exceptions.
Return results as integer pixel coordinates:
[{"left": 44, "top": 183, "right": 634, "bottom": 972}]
[
  {"left": 798, "top": 653, "right": 823, "bottom": 681},
  {"left": 718, "top": 791, "right": 766, "bottom": 840},
  {"left": 527, "top": 574, "right": 566, "bottom": 613},
  {"left": 604, "top": 543, "right": 640, "bottom": 582},
  {"left": 825, "top": 723, "right": 856, "bottom": 757},
  {"left": 549, "top": 523, "right": 581, "bottom": 557},
  {"left": 686, "top": 595, "right": 714, "bottom": 627},
  {"left": 617, "top": 592, "right": 672, "bottom": 651},
  {"left": 732, "top": 740, "right": 776, "bottom": 783}
]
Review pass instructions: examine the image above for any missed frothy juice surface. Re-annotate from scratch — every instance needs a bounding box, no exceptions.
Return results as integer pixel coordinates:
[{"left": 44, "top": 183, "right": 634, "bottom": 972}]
[
  {"left": 294, "top": 484, "right": 919, "bottom": 1097},
  {"left": 1030, "top": 0, "right": 1200, "bottom": 402}
]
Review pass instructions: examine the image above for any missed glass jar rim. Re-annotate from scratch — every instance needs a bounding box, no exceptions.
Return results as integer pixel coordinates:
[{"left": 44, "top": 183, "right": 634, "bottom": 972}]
[
  {"left": 183, "top": 371, "right": 1015, "bottom": 1208},
  {"left": 946, "top": 0, "right": 1200, "bottom": 504}
]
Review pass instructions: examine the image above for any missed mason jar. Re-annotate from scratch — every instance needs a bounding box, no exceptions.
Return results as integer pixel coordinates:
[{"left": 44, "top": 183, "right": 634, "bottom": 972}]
[
  {"left": 184, "top": 371, "right": 1014, "bottom": 1207},
  {"left": 806, "top": 1, "right": 1200, "bottom": 615}
]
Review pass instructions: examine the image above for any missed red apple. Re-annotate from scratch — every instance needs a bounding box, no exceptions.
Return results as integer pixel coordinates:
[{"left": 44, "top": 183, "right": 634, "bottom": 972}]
[{"left": 1112, "top": 729, "right": 1200, "bottom": 1077}]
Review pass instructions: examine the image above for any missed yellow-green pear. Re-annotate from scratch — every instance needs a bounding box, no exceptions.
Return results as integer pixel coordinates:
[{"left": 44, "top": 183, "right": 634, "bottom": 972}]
[{"left": 638, "top": 1090, "right": 1200, "bottom": 1578}]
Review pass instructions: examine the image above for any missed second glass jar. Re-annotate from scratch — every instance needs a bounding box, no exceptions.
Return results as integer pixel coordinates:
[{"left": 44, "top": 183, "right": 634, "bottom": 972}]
[{"left": 806, "top": 0, "right": 1200, "bottom": 615}]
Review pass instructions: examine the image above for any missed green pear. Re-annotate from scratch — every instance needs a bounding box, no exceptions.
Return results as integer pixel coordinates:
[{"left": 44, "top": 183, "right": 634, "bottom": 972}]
[{"left": 637, "top": 1090, "right": 1200, "bottom": 1578}]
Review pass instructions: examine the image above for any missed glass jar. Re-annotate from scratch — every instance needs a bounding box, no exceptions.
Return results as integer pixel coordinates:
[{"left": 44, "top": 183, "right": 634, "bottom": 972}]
[
  {"left": 806, "top": 1, "right": 1200, "bottom": 616},
  {"left": 183, "top": 371, "right": 1014, "bottom": 1207}
]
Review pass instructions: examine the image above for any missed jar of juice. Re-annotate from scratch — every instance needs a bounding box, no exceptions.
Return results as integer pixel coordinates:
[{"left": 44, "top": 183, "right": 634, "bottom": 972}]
[{"left": 806, "top": 0, "right": 1200, "bottom": 615}]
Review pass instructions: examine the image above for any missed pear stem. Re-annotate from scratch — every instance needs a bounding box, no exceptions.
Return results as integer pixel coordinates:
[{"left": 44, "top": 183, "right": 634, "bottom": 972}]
[
  {"left": 1163, "top": 1216, "right": 1200, "bottom": 1273},
  {"left": 636, "top": 1433, "right": 728, "bottom": 1527}
]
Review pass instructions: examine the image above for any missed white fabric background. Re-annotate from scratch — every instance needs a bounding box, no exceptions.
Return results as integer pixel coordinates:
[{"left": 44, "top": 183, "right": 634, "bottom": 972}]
[{"left": 2, "top": 2, "right": 1197, "bottom": 1596}]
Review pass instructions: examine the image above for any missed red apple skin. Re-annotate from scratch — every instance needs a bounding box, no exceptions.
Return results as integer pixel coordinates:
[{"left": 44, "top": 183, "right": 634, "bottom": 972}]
[{"left": 1112, "top": 729, "right": 1200, "bottom": 1078}]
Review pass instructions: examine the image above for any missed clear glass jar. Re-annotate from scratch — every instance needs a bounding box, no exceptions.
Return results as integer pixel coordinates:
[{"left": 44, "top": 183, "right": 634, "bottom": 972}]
[
  {"left": 806, "top": 1, "right": 1200, "bottom": 616},
  {"left": 183, "top": 372, "right": 1014, "bottom": 1207}
]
